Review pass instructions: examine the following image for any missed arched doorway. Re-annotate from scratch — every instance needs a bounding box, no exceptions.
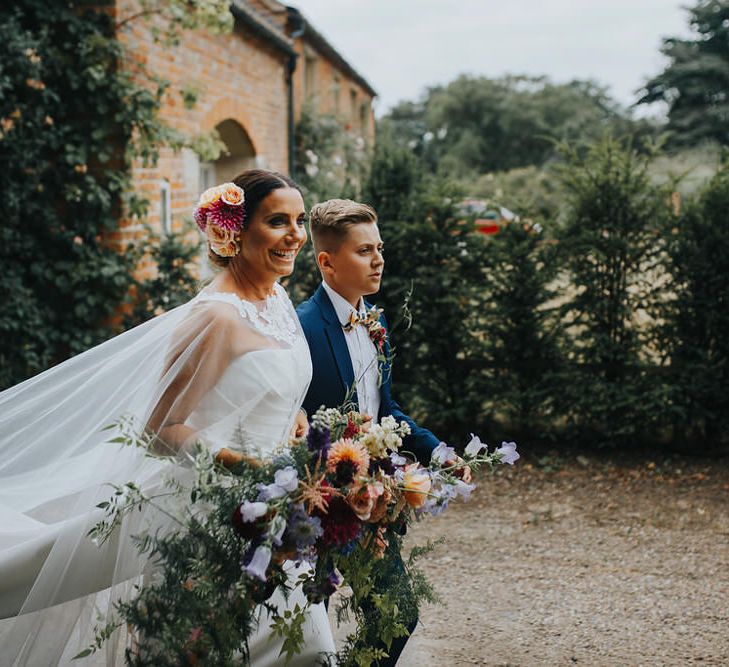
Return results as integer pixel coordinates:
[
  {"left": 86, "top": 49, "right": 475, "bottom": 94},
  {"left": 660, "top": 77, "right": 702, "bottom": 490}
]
[{"left": 199, "top": 119, "right": 257, "bottom": 191}]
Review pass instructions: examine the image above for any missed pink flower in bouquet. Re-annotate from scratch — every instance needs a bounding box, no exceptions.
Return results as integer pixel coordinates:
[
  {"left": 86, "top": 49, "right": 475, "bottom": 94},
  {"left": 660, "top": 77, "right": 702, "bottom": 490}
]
[
  {"left": 342, "top": 414, "right": 360, "bottom": 440},
  {"left": 401, "top": 464, "right": 432, "bottom": 509},
  {"left": 346, "top": 480, "right": 384, "bottom": 521},
  {"left": 327, "top": 438, "right": 370, "bottom": 485},
  {"left": 244, "top": 544, "right": 272, "bottom": 581},
  {"left": 368, "top": 484, "right": 393, "bottom": 523}
]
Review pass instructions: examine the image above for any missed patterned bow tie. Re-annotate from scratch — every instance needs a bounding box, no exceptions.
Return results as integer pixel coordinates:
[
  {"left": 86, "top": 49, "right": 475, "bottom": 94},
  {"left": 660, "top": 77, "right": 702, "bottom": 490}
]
[{"left": 342, "top": 306, "right": 387, "bottom": 351}]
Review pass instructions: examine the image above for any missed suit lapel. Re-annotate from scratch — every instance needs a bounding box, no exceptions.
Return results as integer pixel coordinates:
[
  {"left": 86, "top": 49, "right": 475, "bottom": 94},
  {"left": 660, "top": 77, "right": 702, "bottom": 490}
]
[{"left": 313, "top": 285, "right": 357, "bottom": 404}]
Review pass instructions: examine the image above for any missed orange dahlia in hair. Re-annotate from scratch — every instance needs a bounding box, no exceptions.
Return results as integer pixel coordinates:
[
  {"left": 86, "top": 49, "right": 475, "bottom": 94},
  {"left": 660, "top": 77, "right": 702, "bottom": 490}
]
[{"left": 327, "top": 438, "right": 370, "bottom": 486}]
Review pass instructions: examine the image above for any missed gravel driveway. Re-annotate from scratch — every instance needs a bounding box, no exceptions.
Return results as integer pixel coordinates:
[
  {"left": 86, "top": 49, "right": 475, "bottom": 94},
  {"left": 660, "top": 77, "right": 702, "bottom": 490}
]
[{"left": 369, "top": 451, "right": 728, "bottom": 666}]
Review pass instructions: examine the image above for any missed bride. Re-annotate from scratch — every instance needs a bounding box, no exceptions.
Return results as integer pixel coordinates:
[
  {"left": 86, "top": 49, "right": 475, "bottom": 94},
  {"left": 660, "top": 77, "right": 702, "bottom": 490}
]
[{"left": 0, "top": 169, "right": 336, "bottom": 665}]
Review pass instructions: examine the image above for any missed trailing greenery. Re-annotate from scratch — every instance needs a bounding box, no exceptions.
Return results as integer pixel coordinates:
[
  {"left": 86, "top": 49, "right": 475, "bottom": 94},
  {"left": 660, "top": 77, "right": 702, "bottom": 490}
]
[
  {"left": 80, "top": 408, "right": 502, "bottom": 666},
  {"left": 0, "top": 1, "right": 227, "bottom": 390}
]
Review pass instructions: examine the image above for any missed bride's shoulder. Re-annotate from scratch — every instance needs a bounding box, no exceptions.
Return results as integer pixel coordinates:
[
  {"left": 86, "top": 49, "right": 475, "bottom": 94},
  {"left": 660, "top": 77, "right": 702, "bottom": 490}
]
[{"left": 183, "top": 294, "right": 247, "bottom": 338}]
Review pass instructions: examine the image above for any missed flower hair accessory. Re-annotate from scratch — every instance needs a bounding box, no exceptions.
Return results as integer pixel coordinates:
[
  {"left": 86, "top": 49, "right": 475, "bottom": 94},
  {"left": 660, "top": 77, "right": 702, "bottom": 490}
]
[{"left": 194, "top": 182, "right": 246, "bottom": 257}]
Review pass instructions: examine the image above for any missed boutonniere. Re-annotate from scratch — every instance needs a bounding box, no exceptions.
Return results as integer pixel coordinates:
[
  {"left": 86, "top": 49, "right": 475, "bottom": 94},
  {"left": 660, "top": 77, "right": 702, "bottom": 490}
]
[{"left": 343, "top": 306, "right": 387, "bottom": 352}]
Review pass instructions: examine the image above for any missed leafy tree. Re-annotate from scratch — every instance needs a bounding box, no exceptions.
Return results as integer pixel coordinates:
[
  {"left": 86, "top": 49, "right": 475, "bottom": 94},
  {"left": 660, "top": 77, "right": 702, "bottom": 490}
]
[
  {"left": 555, "top": 136, "right": 674, "bottom": 444},
  {"left": 464, "top": 164, "right": 564, "bottom": 223},
  {"left": 477, "top": 223, "right": 562, "bottom": 441},
  {"left": 637, "top": 0, "right": 729, "bottom": 147},
  {"left": 0, "top": 1, "right": 227, "bottom": 389},
  {"left": 659, "top": 158, "right": 729, "bottom": 448},
  {"left": 289, "top": 108, "right": 373, "bottom": 304},
  {"left": 360, "top": 138, "right": 487, "bottom": 442},
  {"left": 384, "top": 75, "right": 653, "bottom": 176},
  {"left": 363, "top": 125, "right": 421, "bottom": 223}
]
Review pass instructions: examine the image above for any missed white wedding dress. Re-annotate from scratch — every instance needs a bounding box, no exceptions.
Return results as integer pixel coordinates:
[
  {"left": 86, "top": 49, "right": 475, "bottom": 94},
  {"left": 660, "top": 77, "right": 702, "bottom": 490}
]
[{"left": 0, "top": 283, "right": 335, "bottom": 666}]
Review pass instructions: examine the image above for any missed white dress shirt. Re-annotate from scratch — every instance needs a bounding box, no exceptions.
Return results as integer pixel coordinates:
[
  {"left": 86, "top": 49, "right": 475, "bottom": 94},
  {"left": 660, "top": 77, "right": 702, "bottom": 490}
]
[{"left": 322, "top": 281, "right": 381, "bottom": 421}]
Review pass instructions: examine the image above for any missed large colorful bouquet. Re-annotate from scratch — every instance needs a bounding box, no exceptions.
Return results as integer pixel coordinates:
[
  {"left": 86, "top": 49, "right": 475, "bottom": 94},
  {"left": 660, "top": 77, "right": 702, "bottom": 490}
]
[{"left": 81, "top": 408, "right": 518, "bottom": 666}]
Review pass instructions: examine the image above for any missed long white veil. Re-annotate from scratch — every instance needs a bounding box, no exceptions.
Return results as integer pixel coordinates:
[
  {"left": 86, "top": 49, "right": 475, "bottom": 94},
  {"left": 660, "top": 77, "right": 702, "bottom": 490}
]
[{"left": 0, "top": 284, "right": 310, "bottom": 665}]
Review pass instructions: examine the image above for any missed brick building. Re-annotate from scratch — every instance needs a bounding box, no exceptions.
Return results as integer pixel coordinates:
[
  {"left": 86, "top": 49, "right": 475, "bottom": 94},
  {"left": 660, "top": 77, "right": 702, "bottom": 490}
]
[{"left": 115, "top": 0, "right": 376, "bottom": 246}]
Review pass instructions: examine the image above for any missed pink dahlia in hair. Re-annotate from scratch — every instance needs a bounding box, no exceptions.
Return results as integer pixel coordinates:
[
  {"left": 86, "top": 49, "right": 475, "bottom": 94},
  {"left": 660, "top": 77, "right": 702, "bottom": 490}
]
[
  {"left": 207, "top": 199, "right": 246, "bottom": 231},
  {"left": 194, "top": 207, "right": 208, "bottom": 231}
]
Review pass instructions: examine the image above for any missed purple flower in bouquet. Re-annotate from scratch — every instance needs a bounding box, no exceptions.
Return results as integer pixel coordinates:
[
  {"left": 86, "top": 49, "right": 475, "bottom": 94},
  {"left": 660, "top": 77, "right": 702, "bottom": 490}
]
[
  {"left": 495, "top": 441, "right": 520, "bottom": 465},
  {"left": 257, "top": 483, "right": 286, "bottom": 501},
  {"left": 274, "top": 467, "right": 299, "bottom": 492},
  {"left": 453, "top": 479, "right": 475, "bottom": 500},
  {"left": 390, "top": 452, "right": 407, "bottom": 467},
  {"left": 431, "top": 442, "right": 456, "bottom": 466},
  {"left": 286, "top": 505, "right": 323, "bottom": 550},
  {"left": 421, "top": 480, "right": 457, "bottom": 516},
  {"left": 307, "top": 425, "right": 330, "bottom": 461},
  {"left": 303, "top": 567, "right": 342, "bottom": 603},
  {"left": 238, "top": 501, "right": 268, "bottom": 523},
  {"left": 257, "top": 466, "right": 299, "bottom": 501},
  {"left": 465, "top": 434, "right": 487, "bottom": 458},
  {"left": 339, "top": 537, "right": 360, "bottom": 555},
  {"left": 244, "top": 544, "right": 272, "bottom": 581}
]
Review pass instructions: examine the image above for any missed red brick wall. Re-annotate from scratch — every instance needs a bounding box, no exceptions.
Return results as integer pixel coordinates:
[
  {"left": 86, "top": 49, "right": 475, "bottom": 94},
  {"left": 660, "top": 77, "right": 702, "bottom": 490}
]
[
  {"left": 292, "top": 36, "right": 375, "bottom": 142},
  {"left": 114, "top": 1, "right": 290, "bottom": 254}
]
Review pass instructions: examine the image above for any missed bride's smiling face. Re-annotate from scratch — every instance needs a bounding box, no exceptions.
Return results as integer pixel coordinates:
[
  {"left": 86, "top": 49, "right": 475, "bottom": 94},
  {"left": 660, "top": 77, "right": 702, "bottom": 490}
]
[{"left": 237, "top": 187, "right": 307, "bottom": 278}]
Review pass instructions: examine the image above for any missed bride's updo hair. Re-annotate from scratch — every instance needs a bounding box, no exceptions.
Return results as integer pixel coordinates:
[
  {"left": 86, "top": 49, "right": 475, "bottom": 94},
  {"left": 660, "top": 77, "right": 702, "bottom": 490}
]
[{"left": 207, "top": 169, "right": 301, "bottom": 268}]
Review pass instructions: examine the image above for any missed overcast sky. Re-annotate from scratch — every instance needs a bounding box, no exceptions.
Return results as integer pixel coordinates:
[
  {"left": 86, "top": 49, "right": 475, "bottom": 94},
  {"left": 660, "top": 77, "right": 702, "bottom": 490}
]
[{"left": 292, "top": 0, "right": 694, "bottom": 117}]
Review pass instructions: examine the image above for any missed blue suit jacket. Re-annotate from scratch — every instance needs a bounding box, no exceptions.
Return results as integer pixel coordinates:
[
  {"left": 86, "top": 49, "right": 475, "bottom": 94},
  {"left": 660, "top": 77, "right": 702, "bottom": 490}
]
[{"left": 296, "top": 284, "right": 439, "bottom": 465}]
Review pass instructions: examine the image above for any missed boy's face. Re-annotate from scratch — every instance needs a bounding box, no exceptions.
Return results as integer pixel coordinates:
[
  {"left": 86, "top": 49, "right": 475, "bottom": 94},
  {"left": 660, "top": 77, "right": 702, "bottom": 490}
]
[{"left": 319, "top": 222, "right": 384, "bottom": 304}]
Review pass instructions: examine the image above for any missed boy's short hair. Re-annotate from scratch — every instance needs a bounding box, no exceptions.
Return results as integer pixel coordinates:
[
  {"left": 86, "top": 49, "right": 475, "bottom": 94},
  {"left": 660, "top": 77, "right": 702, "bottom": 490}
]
[{"left": 309, "top": 199, "right": 377, "bottom": 253}]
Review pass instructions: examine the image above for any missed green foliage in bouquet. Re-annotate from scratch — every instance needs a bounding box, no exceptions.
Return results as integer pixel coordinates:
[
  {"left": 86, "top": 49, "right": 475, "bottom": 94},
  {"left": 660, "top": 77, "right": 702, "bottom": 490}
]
[{"left": 80, "top": 409, "right": 516, "bottom": 666}]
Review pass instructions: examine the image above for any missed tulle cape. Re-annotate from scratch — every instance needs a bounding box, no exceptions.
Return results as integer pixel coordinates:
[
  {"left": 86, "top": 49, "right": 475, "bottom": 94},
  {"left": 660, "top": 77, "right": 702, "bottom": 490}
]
[{"left": 0, "top": 285, "right": 311, "bottom": 665}]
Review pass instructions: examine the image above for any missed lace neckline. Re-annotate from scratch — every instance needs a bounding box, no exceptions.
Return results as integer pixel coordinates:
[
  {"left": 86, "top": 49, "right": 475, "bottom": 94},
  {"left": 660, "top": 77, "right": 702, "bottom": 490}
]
[{"left": 197, "top": 283, "right": 298, "bottom": 345}]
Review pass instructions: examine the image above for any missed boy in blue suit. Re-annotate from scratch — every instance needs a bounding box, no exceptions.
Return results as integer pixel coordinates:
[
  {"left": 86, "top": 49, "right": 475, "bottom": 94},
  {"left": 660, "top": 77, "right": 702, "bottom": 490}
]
[
  {"left": 296, "top": 199, "right": 465, "bottom": 666},
  {"left": 296, "top": 198, "right": 440, "bottom": 464}
]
